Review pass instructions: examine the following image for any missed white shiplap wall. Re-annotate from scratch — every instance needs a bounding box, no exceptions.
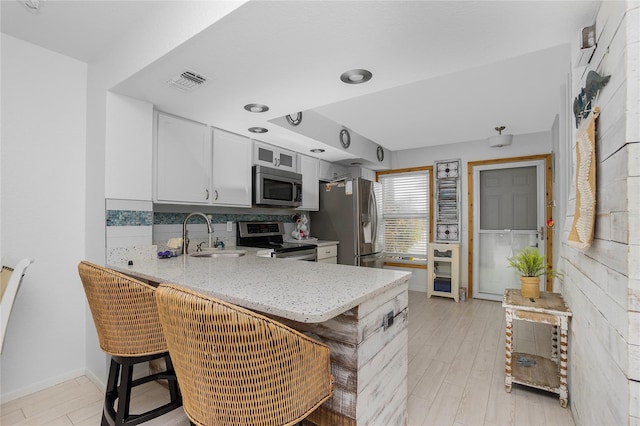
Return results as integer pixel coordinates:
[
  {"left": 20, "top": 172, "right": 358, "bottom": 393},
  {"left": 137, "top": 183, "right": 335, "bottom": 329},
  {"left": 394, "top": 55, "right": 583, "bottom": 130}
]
[{"left": 559, "top": 1, "right": 639, "bottom": 424}]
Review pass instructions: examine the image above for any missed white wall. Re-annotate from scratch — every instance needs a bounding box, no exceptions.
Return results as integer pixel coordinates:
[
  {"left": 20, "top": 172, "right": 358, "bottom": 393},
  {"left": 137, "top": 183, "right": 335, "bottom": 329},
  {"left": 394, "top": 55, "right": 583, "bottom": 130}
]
[
  {"left": 0, "top": 2, "right": 247, "bottom": 400},
  {"left": 84, "top": 1, "right": 247, "bottom": 387},
  {"left": 105, "top": 93, "right": 153, "bottom": 201},
  {"left": 391, "top": 131, "right": 554, "bottom": 292},
  {"left": 558, "top": 2, "right": 639, "bottom": 424},
  {"left": 0, "top": 34, "right": 87, "bottom": 400}
]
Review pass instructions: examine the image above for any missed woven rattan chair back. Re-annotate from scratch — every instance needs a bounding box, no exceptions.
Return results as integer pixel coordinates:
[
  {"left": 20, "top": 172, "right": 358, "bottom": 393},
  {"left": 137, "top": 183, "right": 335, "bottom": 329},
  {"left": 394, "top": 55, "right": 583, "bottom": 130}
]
[
  {"left": 78, "top": 261, "right": 182, "bottom": 426},
  {"left": 78, "top": 261, "right": 167, "bottom": 357},
  {"left": 155, "top": 283, "right": 334, "bottom": 426}
]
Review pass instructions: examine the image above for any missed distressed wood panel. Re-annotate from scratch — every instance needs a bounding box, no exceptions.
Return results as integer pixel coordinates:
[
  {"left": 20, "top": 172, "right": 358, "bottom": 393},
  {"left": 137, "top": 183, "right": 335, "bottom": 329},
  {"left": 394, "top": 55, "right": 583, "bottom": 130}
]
[
  {"left": 630, "top": 278, "right": 640, "bottom": 313},
  {"left": 267, "top": 308, "right": 358, "bottom": 344},
  {"left": 629, "top": 342, "right": 640, "bottom": 381},
  {"left": 357, "top": 330, "right": 408, "bottom": 424},
  {"left": 631, "top": 377, "right": 640, "bottom": 418},
  {"left": 610, "top": 211, "right": 629, "bottom": 244},
  {"left": 358, "top": 288, "right": 408, "bottom": 342},
  {"left": 598, "top": 147, "right": 629, "bottom": 214},
  {"left": 514, "top": 311, "right": 560, "bottom": 325},
  {"left": 580, "top": 238, "right": 628, "bottom": 276},
  {"left": 511, "top": 352, "right": 560, "bottom": 390},
  {"left": 563, "top": 259, "right": 630, "bottom": 352},
  {"left": 288, "top": 283, "right": 409, "bottom": 425},
  {"left": 357, "top": 309, "right": 407, "bottom": 369},
  {"left": 357, "top": 282, "right": 407, "bottom": 319}
]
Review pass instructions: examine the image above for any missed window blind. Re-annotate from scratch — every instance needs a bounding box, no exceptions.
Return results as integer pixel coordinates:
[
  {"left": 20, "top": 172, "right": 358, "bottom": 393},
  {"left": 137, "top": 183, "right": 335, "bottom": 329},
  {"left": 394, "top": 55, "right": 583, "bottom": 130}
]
[{"left": 379, "top": 170, "right": 429, "bottom": 263}]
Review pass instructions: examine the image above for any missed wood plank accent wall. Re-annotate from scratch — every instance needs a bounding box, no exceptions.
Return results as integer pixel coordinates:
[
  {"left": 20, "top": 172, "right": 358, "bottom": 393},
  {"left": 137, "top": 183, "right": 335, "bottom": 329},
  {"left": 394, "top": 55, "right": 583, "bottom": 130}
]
[{"left": 558, "top": 2, "right": 639, "bottom": 424}]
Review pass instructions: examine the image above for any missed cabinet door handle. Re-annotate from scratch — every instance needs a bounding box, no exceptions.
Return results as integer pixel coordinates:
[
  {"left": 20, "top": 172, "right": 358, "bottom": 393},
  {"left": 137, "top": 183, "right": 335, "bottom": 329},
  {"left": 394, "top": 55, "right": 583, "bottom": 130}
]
[
  {"left": 215, "top": 190, "right": 219, "bottom": 201},
  {"left": 205, "top": 189, "right": 209, "bottom": 200}
]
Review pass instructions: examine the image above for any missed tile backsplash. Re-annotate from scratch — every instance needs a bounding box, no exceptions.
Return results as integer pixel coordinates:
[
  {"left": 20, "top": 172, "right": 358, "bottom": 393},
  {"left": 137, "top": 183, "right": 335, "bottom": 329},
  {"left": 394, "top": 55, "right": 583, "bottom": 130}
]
[{"left": 106, "top": 202, "right": 300, "bottom": 251}]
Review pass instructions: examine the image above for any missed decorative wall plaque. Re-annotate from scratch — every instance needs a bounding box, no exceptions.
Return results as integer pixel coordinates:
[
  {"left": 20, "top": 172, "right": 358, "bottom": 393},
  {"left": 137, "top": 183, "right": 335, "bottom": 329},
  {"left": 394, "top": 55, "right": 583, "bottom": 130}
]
[
  {"left": 286, "top": 112, "right": 303, "bottom": 126},
  {"left": 340, "top": 128, "right": 351, "bottom": 149},
  {"left": 436, "top": 224, "right": 459, "bottom": 242},
  {"left": 434, "top": 159, "right": 461, "bottom": 243}
]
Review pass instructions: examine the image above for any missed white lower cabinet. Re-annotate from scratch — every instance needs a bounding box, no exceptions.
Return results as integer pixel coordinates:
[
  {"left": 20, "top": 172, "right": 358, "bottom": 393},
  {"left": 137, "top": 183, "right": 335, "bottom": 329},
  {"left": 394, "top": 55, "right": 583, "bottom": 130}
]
[{"left": 316, "top": 244, "right": 338, "bottom": 264}]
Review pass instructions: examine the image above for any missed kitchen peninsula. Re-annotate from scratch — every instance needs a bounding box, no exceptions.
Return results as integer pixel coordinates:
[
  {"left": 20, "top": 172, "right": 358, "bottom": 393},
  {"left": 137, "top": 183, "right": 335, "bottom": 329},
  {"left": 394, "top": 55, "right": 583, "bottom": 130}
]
[{"left": 109, "top": 253, "right": 411, "bottom": 425}]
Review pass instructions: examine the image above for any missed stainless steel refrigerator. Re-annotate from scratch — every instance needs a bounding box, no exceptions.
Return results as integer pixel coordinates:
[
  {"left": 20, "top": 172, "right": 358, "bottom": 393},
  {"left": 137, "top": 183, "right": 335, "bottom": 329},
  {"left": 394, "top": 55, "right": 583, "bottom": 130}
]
[{"left": 310, "top": 178, "right": 384, "bottom": 268}]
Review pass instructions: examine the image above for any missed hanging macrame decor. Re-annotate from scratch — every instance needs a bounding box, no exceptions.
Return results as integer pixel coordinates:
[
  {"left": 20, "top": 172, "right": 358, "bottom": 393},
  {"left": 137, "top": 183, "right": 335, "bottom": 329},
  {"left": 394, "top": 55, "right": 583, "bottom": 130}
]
[{"left": 568, "top": 107, "right": 599, "bottom": 250}]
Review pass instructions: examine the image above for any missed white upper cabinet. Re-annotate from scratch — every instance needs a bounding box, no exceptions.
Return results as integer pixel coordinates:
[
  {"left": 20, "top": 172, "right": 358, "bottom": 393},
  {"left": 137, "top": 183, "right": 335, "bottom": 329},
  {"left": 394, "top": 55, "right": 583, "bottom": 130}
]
[
  {"left": 155, "top": 112, "right": 211, "bottom": 204},
  {"left": 297, "top": 154, "right": 319, "bottom": 211},
  {"left": 212, "top": 129, "right": 252, "bottom": 207},
  {"left": 155, "top": 113, "right": 252, "bottom": 207},
  {"left": 253, "top": 141, "right": 298, "bottom": 172},
  {"left": 319, "top": 160, "right": 349, "bottom": 182},
  {"left": 349, "top": 165, "right": 377, "bottom": 182}
]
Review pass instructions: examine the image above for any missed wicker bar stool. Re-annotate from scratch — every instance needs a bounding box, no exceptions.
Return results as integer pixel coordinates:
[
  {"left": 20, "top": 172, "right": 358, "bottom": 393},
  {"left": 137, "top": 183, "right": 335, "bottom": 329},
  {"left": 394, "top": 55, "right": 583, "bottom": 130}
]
[
  {"left": 78, "top": 261, "right": 182, "bottom": 426},
  {"left": 155, "top": 283, "right": 335, "bottom": 426}
]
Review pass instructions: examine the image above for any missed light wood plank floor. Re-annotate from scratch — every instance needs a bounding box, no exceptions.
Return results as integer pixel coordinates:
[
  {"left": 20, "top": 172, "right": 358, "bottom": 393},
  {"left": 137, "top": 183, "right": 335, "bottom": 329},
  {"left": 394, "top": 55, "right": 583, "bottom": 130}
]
[{"left": 1, "top": 291, "right": 574, "bottom": 425}]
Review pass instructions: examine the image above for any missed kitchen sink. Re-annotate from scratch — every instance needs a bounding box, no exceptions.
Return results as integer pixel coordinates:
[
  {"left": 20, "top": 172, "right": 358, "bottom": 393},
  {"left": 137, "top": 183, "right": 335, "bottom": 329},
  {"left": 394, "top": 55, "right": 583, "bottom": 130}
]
[{"left": 189, "top": 249, "right": 246, "bottom": 258}]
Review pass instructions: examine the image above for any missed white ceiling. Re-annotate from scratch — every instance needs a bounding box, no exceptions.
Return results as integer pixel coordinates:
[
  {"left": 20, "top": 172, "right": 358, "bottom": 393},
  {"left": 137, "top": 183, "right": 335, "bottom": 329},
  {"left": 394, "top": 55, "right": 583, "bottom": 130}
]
[{"left": 1, "top": 0, "right": 599, "bottom": 166}]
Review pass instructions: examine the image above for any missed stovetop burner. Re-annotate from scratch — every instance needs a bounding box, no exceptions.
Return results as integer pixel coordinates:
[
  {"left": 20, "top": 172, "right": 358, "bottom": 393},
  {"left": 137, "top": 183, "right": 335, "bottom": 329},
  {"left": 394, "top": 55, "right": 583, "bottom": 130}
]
[{"left": 237, "top": 221, "right": 316, "bottom": 253}]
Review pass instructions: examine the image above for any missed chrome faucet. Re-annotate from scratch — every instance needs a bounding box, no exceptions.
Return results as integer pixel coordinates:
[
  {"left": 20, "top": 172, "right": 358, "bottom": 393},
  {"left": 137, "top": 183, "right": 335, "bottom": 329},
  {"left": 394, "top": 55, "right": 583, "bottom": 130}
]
[{"left": 182, "top": 212, "right": 213, "bottom": 255}]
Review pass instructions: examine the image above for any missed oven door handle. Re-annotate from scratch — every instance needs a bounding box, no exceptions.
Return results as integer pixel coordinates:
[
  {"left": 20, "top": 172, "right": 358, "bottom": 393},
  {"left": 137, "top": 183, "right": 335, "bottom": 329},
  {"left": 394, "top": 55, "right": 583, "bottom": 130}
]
[{"left": 279, "top": 253, "right": 317, "bottom": 261}]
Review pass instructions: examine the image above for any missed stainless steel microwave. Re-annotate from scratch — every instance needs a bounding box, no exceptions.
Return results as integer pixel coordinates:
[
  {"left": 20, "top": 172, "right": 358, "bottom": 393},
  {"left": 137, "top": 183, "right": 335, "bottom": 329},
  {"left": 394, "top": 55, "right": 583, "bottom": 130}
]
[{"left": 253, "top": 165, "right": 302, "bottom": 208}]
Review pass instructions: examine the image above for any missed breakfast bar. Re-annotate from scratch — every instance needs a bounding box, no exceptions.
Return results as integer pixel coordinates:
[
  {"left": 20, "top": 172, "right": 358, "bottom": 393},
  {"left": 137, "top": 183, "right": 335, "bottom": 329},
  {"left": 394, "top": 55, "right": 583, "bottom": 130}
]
[{"left": 109, "top": 253, "right": 411, "bottom": 425}]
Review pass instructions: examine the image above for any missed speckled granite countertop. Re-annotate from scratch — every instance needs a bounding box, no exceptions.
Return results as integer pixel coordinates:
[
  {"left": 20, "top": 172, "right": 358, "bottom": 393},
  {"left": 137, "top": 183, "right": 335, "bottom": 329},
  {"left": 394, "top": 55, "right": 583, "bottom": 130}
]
[{"left": 108, "top": 253, "right": 409, "bottom": 323}]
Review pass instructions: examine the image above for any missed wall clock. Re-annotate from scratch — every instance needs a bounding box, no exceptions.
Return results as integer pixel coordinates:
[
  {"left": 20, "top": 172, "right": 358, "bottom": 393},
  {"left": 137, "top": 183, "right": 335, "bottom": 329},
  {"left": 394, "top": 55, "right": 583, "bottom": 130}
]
[
  {"left": 377, "top": 146, "right": 384, "bottom": 162},
  {"left": 286, "top": 112, "right": 302, "bottom": 126},
  {"left": 340, "top": 128, "right": 351, "bottom": 149}
]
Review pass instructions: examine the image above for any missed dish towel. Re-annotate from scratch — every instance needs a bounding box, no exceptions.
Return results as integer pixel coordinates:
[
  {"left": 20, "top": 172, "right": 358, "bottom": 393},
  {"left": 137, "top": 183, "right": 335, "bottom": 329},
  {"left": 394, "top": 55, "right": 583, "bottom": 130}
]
[{"left": 568, "top": 107, "right": 599, "bottom": 250}]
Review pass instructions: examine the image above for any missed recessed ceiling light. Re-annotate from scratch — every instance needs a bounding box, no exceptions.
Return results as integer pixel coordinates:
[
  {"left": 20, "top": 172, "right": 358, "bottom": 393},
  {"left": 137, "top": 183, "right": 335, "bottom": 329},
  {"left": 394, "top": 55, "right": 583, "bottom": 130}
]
[
  {"left": 310, "top": 148, "right": 325, "bottom": 153},
  {"left": 340, "top": 69, "right": 373, "bottom": 84},
  {"left": 244, "top": 103, "right": 269, "bottom": 113},
  {"left": 248, "top": 127, "right": 268, "bottom": 134}
]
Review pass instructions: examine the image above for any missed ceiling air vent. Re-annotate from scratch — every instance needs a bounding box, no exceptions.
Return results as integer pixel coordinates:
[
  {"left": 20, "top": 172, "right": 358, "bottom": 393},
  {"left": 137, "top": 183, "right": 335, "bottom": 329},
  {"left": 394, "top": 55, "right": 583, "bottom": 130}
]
[{"left": 166, "top": 70, "right": 207, "bottom": 92}]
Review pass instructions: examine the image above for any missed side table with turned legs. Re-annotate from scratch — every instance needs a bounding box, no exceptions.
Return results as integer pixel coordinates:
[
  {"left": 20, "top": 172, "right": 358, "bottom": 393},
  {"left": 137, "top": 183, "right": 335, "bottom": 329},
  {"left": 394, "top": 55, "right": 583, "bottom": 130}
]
[{"left": 502, "top": 289, "right": 572, "bottom": 407}]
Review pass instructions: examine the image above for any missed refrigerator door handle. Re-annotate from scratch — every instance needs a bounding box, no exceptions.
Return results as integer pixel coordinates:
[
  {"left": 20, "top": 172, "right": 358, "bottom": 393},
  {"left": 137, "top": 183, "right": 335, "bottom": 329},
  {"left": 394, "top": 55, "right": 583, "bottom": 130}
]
[{"left": 370, "top": 189, "right": 378, "bottom": 248}]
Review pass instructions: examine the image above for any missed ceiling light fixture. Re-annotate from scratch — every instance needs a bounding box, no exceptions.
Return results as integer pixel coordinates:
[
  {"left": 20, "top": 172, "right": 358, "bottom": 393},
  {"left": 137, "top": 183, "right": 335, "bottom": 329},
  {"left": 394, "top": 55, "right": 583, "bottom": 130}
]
[
  {"left": 244, "top": 104, "right": 269, "bottom": 113},
  {"left": 340, "top": 69, "right": 373, "bottom": 84},
  {"left": 310, "top": 148, "right": 325, "bottom": 153},
  {"left": 248, "top": 127, "right": 268, "bottom": 134},
  {"left": 488, "top": 126, "right": 513, "bottom": 148}
]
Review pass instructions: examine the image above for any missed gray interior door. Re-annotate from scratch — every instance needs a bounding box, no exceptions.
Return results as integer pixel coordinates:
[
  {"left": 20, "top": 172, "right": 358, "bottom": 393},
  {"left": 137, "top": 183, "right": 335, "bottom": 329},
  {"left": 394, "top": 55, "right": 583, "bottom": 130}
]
[{"left": 472, "top": 160, "right": 545, "bottom": 301}]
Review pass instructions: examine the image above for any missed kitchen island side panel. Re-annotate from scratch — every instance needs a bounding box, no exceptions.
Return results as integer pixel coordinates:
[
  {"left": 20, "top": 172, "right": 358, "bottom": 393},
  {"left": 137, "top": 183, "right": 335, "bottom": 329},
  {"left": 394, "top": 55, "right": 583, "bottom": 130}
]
[{"left": 289, "top": 282, "right": 408, "bottom": 425}]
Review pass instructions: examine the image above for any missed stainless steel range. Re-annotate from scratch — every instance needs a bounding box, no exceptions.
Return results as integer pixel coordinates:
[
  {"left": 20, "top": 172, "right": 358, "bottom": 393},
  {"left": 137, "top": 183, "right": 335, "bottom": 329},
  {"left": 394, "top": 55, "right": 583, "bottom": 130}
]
[{"left": 236, "top": 221, "right": 316, "bottom": 261}]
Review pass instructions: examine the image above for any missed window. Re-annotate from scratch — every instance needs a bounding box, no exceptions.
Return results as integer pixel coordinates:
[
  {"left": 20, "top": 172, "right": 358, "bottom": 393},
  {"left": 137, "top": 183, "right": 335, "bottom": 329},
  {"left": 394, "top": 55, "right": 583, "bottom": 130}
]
[{"left": 377, "top": 167, "right": 432, "bottom": 264}]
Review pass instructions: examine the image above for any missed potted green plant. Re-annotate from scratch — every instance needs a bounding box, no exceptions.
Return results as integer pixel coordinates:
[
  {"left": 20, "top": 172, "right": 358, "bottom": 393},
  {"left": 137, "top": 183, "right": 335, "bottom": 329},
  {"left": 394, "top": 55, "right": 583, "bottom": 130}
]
[{"left": 507, "top": 247, "right": 562, "bottom": 298}]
